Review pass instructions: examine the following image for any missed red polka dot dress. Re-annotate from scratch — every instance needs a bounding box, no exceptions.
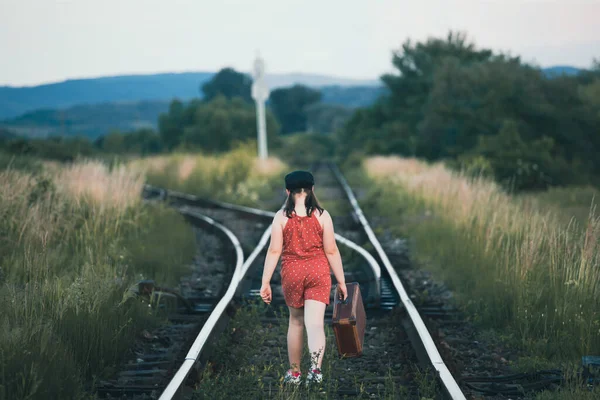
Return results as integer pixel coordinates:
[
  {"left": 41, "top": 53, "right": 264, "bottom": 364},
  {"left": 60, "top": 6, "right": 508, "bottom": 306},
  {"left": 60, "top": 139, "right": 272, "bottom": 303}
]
[{"left": 280, "top": 210, "right": 331, "bottom": 308}]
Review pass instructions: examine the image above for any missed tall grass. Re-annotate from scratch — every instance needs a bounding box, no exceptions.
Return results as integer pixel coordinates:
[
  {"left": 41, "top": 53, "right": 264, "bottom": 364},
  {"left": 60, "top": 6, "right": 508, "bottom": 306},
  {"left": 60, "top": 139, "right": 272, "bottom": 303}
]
[
  {"left": 363, "top": 156, "right": 600, "bottom": 361},
  {"left": 130, "top": 143, "right": 287, "bottom": 207},
  {"left": 520, "top": 186, "right": 599, "bottom": 229},
  {"left": 0, "top": 159, "right": 195, "bottom": 400}
]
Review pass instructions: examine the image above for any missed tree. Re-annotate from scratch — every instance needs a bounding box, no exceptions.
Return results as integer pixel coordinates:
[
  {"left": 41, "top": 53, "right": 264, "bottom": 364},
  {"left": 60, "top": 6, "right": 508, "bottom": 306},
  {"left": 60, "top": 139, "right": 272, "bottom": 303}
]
[
  {"left": 338, "top": 32, "right": 499, "bottom": 159},
  {"left": 159, "top": 96, "right": 279, "bottom": 152},
  {"left": 95, "top": 129, "right": 163, "bottom": 155},
  {"left": 201, "top": 68, "right": 253, "bottom": 102},
  {"left": 579, "top": 79, "right": 600, "bottom": 119},
  {"left": 417, "top": 57, "right": 550, "bottom": 159},
  {"left": 468, "top": 120, "right": 575, "bottom": 190},
  {"left": 304, "top": 103, "right": 353, "bottom": 134},
  {"left": 269, "top": 85, "right": 322, "bottom": 133},
  {"left": 125, "top": 129, "right": 163, "bottom": 155},
  {"left": 339, "top": 31, "right": 600, "bottom": 189},
  {"left": 158, "top": 99, "right": 186, "bottom": 150},
  {"left": 4, "top": 136, "right": 97, "bottom": 162},
  {"left": 381, "top": 31, "right": 497, "bottom": 130},
  {"left": 99, "top": 131, "right": 126, "bottom": 153}
]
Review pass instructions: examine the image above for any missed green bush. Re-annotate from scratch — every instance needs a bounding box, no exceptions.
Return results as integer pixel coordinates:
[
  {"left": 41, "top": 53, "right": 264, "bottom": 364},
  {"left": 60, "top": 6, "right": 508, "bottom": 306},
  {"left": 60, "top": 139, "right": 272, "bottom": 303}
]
[{"left": 0, "top": 151, "right": 42, "bottom": 173}]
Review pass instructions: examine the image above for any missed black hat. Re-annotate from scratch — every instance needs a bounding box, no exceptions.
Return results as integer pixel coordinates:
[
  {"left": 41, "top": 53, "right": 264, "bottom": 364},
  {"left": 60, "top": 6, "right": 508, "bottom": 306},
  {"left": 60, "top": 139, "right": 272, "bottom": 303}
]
[{"left": 285, "top": 170, "right": 314, "bottom": 190}]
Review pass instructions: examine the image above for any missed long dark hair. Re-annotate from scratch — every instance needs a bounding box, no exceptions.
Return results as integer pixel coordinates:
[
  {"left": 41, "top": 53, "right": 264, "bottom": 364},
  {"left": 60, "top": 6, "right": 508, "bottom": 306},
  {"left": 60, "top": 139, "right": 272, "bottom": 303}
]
[{"left": 284, "top": 187, "right": 324, "bottom": 218}]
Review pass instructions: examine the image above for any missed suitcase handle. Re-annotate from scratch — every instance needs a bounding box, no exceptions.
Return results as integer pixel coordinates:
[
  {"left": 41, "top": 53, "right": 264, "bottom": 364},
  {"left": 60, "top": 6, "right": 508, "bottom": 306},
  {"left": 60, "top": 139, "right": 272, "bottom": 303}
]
[
  {"left": 337, "top": 297, "right": 349, "bottom": 305},
  {"left": 335, "top": 287, "right": 351, "bottom": 305}
]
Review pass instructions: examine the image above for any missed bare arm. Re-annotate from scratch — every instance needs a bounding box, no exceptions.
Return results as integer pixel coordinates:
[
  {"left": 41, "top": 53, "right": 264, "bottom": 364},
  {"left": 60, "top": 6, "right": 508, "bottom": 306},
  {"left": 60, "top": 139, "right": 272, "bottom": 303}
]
[
  {"left": 322, "top": 210, "right": 345, "bottom": 287},
  {"left": 261, "top": 211, "right": 284, "bottom": 285}
]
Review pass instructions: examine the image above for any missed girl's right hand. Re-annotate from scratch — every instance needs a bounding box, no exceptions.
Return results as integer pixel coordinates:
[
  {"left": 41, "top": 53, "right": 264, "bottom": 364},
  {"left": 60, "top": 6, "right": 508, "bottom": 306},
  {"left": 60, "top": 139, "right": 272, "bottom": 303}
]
[
  {"left": 337, "top": 283, "right": 348, "bottom": 301},
  {"left": 260, "top": 283, "right": 272, "bottom": 304}
]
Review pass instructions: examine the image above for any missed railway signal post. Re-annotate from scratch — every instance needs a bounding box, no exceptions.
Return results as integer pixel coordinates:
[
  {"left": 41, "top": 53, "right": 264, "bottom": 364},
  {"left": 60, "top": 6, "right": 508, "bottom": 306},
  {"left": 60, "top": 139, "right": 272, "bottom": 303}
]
[{"left": 252, "top": 53, "right": 269, "bottom": 160}]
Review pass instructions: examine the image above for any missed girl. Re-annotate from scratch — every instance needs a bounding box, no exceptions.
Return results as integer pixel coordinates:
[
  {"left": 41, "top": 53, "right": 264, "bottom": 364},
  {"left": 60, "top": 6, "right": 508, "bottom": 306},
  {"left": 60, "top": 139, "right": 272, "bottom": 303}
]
[{"left": 260, "top": 170, "right": 348, "bottom": 385}]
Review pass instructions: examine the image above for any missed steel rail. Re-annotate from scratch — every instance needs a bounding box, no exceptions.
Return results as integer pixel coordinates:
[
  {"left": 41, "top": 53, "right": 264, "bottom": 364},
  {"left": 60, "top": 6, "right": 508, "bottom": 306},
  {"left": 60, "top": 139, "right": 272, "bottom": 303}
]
[
  {"left": 144, "top": 177, "right": 387, "bottom": 399},
  {"left": 158, "top": 206, "right": 271, "bottom": 400},
  {"left": 146, "top": 184, "right": 382, "bottom": 290},
  {"left": 329, "top": 163, "right": 466, "bottom": 400},
  {"left": 155, "top": 185, "right": 275, "bottom": 218}
]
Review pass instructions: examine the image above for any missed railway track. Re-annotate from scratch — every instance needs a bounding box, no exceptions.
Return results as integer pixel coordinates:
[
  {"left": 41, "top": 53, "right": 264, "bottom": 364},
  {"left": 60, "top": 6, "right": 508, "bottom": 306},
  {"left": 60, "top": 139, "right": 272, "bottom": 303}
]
[
  {"left": 94, "top": 195, "right": 254, "bottom": 399},
  {"left": 97, "top": 163, "right": 466, "bottom": 399}
]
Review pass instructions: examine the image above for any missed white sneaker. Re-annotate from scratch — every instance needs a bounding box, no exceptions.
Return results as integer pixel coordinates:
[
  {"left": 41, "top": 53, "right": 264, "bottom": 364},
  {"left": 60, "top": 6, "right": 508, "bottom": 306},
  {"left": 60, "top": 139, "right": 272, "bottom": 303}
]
[
  {"left": 283, "top": 369, "right": 302, "bottom": 385},
  {"left": 306, "top": 368, "right": 323, "bottom": 385}
]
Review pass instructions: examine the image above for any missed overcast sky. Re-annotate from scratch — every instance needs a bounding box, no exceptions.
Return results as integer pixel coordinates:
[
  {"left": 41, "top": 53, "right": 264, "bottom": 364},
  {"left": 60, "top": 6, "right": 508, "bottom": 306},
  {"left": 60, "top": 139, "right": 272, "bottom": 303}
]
[{"left": 1, "top": 0, "right": 599, "bottom": 86}]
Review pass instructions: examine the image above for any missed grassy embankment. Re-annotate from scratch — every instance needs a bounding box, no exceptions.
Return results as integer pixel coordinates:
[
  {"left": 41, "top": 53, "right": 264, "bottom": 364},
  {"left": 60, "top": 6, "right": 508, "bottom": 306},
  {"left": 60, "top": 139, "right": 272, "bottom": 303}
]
[
  {"left": 0, "top": 157, "right": 197, "bottom": 400},
  {"left": 130, "top": 143, "right": 287, "bottom": 208},
  {"left": 0, "top": 146, "right": 288, "bottom": 400},
  {"left": 359, "top": 156, "right": 599, "bottom": 399}
]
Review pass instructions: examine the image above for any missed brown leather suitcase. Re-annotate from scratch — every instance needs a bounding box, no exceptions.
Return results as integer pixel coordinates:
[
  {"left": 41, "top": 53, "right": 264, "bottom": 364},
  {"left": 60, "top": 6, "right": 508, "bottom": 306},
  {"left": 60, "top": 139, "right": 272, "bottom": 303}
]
[{"left": 332, "top": 282, "right": 366, "bottom": 357}]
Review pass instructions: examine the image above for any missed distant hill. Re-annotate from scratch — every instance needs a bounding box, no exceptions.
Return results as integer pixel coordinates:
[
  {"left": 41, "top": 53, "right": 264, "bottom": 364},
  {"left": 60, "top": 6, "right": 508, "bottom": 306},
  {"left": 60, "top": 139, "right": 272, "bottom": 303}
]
[
  {"left": 319, "top": 85, "right": 388, "bottom": 108},
  {"left": 1, "top": 101, "right": 170, "bottom": 139},
  {"left": 542, "top": 66, "right": 583, "bottom": 77},
  {"left": 0, "top": 72, "right": 380, "bottom": 120},
  {"left": 263, "top": 74, "right": 378, "bottom": 89},
  {"left": 0, "top": 73, "right": 211, "bottom": 120},
  {"left": 0, "top": 127, "right": 16, "bottom": 140},
  {"left": 0, "top": 84, "right": 384, "bottom": 139}
]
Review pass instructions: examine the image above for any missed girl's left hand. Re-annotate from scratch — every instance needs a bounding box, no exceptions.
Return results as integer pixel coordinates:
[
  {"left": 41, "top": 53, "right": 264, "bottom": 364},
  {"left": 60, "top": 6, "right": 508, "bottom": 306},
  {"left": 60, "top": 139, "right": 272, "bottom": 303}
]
[{"left": 260, "top": 283, "right": 272, "bottom": 304}]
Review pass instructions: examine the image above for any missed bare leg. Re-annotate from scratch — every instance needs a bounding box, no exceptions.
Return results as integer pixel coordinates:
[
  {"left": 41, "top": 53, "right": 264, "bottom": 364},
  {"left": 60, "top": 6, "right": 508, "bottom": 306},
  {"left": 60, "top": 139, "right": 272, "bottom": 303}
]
[
  {"left": 304, "top": 299, "right": 326, "bottom": 369},
  {"left": 287, "top": 306, "right": 304, "bottom": 372}
]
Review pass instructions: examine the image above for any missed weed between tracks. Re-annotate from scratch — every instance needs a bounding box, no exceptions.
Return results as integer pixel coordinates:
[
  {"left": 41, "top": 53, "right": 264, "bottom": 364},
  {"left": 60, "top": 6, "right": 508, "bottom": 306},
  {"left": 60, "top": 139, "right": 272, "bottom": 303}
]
[
  {"left": 193, "top": 301, "right": 437, "bottom": 399},
  {"left": 0, "top": 160, "right": 196, "bottom": 400}
]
